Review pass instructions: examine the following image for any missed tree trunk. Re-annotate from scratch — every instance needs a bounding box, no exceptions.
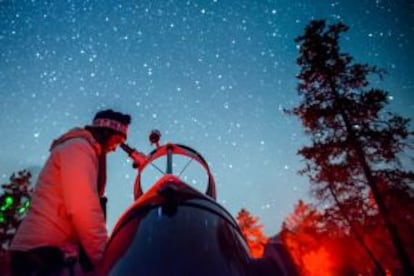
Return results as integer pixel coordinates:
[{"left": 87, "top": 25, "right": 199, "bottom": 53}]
[
  {"left": 330, "top": 80, "right": 413, "bottom": 275},
  {"left": 328, "top": 186, "right": 385, "bottom": 275}
]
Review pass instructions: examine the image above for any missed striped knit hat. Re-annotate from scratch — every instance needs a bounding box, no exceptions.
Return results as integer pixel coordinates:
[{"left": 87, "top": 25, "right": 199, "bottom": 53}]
[{"left": 90, "top": 109, "right": 131, "bottom": 138}]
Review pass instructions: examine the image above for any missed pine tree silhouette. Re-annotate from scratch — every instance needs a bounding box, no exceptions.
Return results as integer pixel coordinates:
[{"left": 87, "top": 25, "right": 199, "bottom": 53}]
[{"left": 290, "top": 20, "right": 414, "bottom": 274}]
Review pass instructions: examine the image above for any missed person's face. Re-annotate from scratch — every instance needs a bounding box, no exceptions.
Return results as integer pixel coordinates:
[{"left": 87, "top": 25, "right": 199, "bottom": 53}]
[{"left": 103, "top": 134, "right": 126, "bottom": 153}]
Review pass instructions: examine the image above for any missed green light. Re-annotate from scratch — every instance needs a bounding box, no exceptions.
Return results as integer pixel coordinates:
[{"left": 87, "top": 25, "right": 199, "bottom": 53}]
[
  {"left": 0, "top": 213, "right": 4, "bottom": 223},
  {"left": 17, "top": 199, "right": 30, "bottom": 214},
  {"left": 24, "top": 199, "right": 30, "bottom": 208},
  {"left": 5, "top": 196, "right": 14, "bottom": 205},
  {"left": 1, "top": 195, "right": 14, "bottom": 211}
]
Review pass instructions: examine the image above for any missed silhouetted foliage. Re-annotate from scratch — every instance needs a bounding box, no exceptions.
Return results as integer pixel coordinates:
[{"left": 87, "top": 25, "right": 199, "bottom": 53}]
[
  {"left": 289, "top": 19, "right": 414, "bottom": 274},
  {"left": 0, "top": 170, "right": 33, "bottom": 251}
]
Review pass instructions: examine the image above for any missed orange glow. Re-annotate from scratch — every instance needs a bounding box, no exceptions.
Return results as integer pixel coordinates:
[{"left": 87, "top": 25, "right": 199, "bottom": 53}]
[
  {"left": 283, "top": 232, "right": 338, "bottom": 275},
  {"left": 302, "top": 247, "right": 333, "bottom": 276},
  {"left": 246, "top": 237, "right": 267, "bottom": 259}
]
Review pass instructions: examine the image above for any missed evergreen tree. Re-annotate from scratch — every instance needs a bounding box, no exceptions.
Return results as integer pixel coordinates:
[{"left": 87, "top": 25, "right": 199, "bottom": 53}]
[
  {"left": 290, "top": 20, "right": 414, "bottom": 274},
  {"left": 236, "top": 208, "right": 268, "bottom": 258},
  {"left": 0, "top": 170, "right": 33, "bottom": 251},
  {"left": 281, "top": 200, "right": 325, "bottom": 273}
]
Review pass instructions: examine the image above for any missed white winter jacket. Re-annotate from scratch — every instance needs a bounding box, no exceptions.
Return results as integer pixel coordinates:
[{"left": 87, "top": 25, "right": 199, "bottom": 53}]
[{"left": 10, "top": 128, "right": 108, "bottom": 266}]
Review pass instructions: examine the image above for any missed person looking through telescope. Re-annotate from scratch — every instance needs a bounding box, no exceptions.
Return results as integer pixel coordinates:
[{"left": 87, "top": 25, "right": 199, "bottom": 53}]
[{"left": 9, "top": 109, "right": 132, "bottom": 275}]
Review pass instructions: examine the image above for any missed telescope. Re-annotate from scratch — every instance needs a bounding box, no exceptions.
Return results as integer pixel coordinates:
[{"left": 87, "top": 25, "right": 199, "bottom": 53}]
[{"left": 98, "top": 130, "right": 294, "bottom": 275}]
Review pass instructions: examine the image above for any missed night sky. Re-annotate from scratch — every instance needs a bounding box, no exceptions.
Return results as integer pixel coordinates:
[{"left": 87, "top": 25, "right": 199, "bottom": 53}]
[{"left": 1, "top": 0, "right": 413, "bottom": 235}]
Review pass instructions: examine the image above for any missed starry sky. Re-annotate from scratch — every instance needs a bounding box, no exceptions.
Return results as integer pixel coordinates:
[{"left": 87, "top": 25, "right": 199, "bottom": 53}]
[{"left": 0, "top": 0, "right": 413, "bottom": 235}]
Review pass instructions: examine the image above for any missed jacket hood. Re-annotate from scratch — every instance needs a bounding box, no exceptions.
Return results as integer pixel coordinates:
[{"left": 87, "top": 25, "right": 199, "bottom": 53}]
[{"left": 50, "top": 127, "right": 101, "bottom": 154}]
